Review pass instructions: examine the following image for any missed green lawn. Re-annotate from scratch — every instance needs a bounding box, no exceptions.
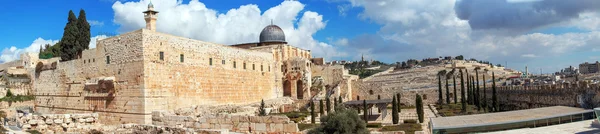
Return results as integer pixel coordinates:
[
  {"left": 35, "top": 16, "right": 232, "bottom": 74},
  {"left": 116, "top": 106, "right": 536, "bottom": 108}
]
[
  {"left": 436, "top": 103, "right": 487, "bottom": 117},
  {"left": 271, "top": 111, "right": 309, "bottom": 123},
  {"left": 380, "top": 123, "right": 422, "bottom": 134},
  {"left": 298, "top": 123, "right": 320, "bottom": 131}
]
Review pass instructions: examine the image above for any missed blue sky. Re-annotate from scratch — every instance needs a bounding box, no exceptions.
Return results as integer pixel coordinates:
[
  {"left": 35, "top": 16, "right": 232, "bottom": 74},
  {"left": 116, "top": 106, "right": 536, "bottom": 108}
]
[{"left": 1, "top": 0, "right": 599, "bottom": 73}]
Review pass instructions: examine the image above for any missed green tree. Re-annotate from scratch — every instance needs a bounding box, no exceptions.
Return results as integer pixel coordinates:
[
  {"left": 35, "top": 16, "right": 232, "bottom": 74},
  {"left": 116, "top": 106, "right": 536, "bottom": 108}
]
[
  {"left": 392, "top": 96, "right": 399, "bottom": 124},
  {"left": 492, "top": 72, "right": 499, "bottom": 112},
  {"left": 475, "top": 68, "right": 481, "bottom": 111},
  {"left": 311, "top": 101, "right": 316, "bottom": 124},
  {"left": 308, "top": 105, "right": 369, "bottom": 134},
  {"left": 363, "top": 100, "right": 368, "bottom": 123},
  {"left": 326, "top": 97, "right": 331, "bottom": 113},
  {"left": 396, "top": 93, "right": 401, "bottom": 113},
  {"left": 460, "top": 69, "right": 466, "bottom": 112},
  {"left": 77, "top": 9, "right": 91, "bottom": 53},
  {"left": 60, "top": 10, "right": 80, "bottom": 61},
  {"left": 455, "top": 55, "right": 464, "bottom": 60},
  {"left": 445, "top": 72, "right": 451, "bottom": 104},
  {"left": 482, "top": 71, "right": 487, "bottom": 112},
  {"left": 437, "top": 70, "right": 446, "bottom": 104},
  {"left": 453, "top": 75, "right": 457, "bottom": 104},
  {"left": 319, "top": 100, "right": 324, "bottom": 116},
  {"left": 416, "top": 94, "right": 424, "bottom": 123},
  {"left": 258, "top": 99, "right": 266, "bottom": 116}
]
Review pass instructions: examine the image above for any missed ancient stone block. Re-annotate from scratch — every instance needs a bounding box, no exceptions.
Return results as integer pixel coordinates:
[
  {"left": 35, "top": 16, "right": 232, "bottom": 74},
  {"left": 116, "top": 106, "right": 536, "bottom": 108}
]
[
  {"left": 255, "top": 123, "right": 267, "bottom": 131},
  {"left": 283, "top": 123, "right": 298, "bottom": 133},
  {"left": 270, "top": 123, "right": 284, "bottom": 132},
  {"left": 53, "top": 119, "right": 63, "bottom": 124}
]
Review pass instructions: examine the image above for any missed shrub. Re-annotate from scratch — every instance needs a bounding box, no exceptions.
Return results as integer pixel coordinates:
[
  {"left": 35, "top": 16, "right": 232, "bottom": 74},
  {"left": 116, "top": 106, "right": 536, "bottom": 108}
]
[
  {"left": 308, "top": 105, "right": 369, "bottom": 134},
  {"left": 258, "top": 99, "right": 266, "bottom": 116},
  {"left": 403, "top": 119, "right": 418, "bottom": 124},
  {"left": 366, "top": 123, "right": 382, "bottom": 128}
]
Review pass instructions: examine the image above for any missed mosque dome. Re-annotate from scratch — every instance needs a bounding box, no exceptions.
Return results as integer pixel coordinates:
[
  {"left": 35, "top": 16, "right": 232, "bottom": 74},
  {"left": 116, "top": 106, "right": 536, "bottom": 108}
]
[{"left": 259, "top": 25, "right": 286, "bottom": 43}]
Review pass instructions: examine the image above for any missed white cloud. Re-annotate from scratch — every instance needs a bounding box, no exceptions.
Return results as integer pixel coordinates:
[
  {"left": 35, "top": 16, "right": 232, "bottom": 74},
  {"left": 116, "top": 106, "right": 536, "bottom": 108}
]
[
  {"left": 0, "top": 38, "right": 59, "bottom": 63},
  {"left": 88, "top": 20, "right": 105, "bottom": 27},
  {"left": 339, "top": 0, "right": 600, "bottom": 71},
  {"left": 333, "top": 38, "right": 349, "bottom": 46},
  {"left": 89, "top": 35, "right": 110, "bottom": 48},
  {"left": 521, "top": 54, "right": 538, "bottom": 58},
  {"left": 112, "top": 0, "right": 345, "bottom": 59}
]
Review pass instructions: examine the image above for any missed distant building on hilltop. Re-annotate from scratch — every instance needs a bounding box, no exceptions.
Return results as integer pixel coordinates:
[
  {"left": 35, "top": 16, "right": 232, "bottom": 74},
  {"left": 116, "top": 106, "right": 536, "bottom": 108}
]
[{"left": 579, "top": 61, "right": 600, "bottom": 74}]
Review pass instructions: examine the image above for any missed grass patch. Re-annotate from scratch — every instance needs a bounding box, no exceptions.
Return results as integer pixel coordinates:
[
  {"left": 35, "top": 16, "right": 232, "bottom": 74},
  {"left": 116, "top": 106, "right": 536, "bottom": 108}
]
[
  {"left": 271, "top": 111, "right": 309, "bottom": 123},
  {"left": 298, "top": 123, "right": 319, "bottom": 131},
  {"left": 366, "top": 123, "right": 382, "bottom": 128},
  {"left": 403, "top": 119, "right": 418, "bottom": 124},
  {"left": 380, "top": 123, "right": 422, "bottom": 134},
  {"left": 436, "top": 103, "right": 486, "bottom": 117}
]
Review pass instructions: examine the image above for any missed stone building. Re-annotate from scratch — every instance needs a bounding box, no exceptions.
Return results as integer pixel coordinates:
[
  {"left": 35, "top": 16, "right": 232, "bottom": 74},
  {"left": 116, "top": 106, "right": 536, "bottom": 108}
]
[
  {"left": 579, "top": 61, "right": 600, "bottom": 74},
  {"left": 0, "top": 3, "right": 318, "bottom": 125}
]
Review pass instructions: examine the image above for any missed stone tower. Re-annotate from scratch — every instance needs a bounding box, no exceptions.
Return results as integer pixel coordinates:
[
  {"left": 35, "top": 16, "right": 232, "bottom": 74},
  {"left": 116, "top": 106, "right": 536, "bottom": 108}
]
[{"left": 143, "top": 1, "right": 159, "bottom": 31}]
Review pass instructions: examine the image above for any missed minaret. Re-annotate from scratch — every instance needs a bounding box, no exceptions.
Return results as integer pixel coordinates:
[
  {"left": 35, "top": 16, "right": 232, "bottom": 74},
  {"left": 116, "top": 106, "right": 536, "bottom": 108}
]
[{"left": 143, "top": 1, "right": 159, "bottom": 31}]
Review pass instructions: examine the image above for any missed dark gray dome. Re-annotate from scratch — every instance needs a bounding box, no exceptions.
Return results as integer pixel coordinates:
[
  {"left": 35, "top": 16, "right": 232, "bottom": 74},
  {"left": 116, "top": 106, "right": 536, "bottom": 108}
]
[{"left": 259, "top": 25, "right": 286, "bottom": 43}]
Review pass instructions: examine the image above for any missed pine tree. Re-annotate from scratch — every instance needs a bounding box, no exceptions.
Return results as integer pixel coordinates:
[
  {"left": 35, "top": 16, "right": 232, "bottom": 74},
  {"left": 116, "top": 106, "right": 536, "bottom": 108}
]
[
  {"left": 311, "top": 101, "right": 316, "bottom": 124},
  {"left": 392, "top": 96, "right": 399, "bottom": 124},
  {"left": 453, "top": 75, "right": 457, "bottom": 104},
  {"left": 460, "top": 69, "right": 466, "bottom": 113},
  {"left": 326, "top": 97, "right": 331, "bottom": 113},
  {"left": 492, "top": 72, "right": 499, "bottom": 112},
  {"left": 363, "top": 100, "right": 368, "bottom": 123},
  {"left": 416, "top": 94, "right": 424, "bottom": 123},
  {"left": 319, "top": 100, "right": 324, "bottom": 116},
  {"left": 60, "top": 10, "right": 80, "bottom": 61},
  {"left": 77, "top": 9, "right": 91, "bottom": 54},
  {"left": 259, "top": 99, "right": 266, "bottom": 116}
]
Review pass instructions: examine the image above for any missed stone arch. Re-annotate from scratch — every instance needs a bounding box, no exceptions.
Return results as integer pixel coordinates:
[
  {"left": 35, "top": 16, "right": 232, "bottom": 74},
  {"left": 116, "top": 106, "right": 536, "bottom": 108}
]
[
  {"left": 284, "top": 80, "right": 292, "bottom": 97},
  {"left": 296, "top": 80, "right": 304, "bottom": 99}
]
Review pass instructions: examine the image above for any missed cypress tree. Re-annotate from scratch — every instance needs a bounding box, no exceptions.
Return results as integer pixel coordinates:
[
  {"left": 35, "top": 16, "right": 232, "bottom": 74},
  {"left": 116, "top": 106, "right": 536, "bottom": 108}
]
[
  {"left": 259, "top": 99, "right": 266, "bottom": 116},
  {"left": 445, "top": 74, "right": 450, "bottom": 104},
  {"left": 311, "top": 101, "right": 315, "bottom": 124},
  {"left": 319, "top": 100, "right": 324, "bottom": 116},
  {"left": 416, "top": 94, "right": 424, "bottom": 123},
  {"left": 77, "top": 9, "right": 91, "bottom": 53},
  {"left": 453, "top": 75, "right": 457, "bottom": 104},
  {"left": 60, "top": 10, "right": 80, "bottom": 61},
  {"left": 397, "top": 93, "right": 401, "bottom": 113},
  {"left": 492, "top": 72, "right": 499, "bottom": 112},
  {"left": 460, "top": 69, "right": 466, "bottom": 112},
  {"left": 438, "top": 73, "right": 443, "bottom": 104},
  {"left": 326, "top": 97, "right": 331, "bottom": 113},
  {"left": 476, "top": 71, "right": 481, "bottom": 111},
  {"left": 363, "top": 100, "right": 368, "bottom": 123},
  {"left": 466, "top": 73, "right": 471, "bottom": 105},
  {"left": 483, "top": 72, "right": 487, "bottom": 112},
  {"left": 392, "top": 96, "right": 399, "bottom": 124}
]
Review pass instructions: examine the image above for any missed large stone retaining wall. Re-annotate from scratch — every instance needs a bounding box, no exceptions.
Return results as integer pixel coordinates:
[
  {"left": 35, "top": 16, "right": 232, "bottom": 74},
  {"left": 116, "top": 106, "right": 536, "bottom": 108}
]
[
  {"left": 488, "top": 85, "right": 600, "bottom": 111},
  {"left": 152, "top": 111, "right": 299, "bottom": 133}
]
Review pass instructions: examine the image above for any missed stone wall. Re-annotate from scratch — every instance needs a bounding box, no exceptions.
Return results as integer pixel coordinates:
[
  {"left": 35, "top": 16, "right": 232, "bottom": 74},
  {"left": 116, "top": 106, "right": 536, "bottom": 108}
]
[
  {"left": 152, "top": 111, "right": 299, "bottom": 133},
  {"left": 489, "top": 85, "right": 599, "bottom": 111},
  {"left": 18, "top": 113, "right": 99, "bottom": 133},
  {"left": 141, "top": 30, "right": 278, "bottom": 113}
]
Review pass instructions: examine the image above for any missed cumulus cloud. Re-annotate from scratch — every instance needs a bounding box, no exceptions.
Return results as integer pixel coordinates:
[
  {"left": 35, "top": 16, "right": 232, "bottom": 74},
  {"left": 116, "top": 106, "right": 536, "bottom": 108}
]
[
  {"left": 337, "top": 0, "right": 600, "bottom": 72},
  {"left": 112, "top": 0, "right": 345, "bottom": 59},
  {"left": 455, "top": 0, "right": 600, "bottom": 30},
  {"left": 0, "top": 38, "right": 59, "bottom": 63},
  {"left": 89, "top": 35, "right": 110, "bottom": 48}
]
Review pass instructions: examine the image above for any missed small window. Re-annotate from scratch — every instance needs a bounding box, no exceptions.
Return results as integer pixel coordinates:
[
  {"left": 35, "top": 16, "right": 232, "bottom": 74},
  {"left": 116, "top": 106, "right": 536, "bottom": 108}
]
[
  {"left": 84, "top": 60, "right": 86, "bottom": 64},
  {"left": 253, "top": 64, "right": 255, "bottom": 70},
  {"left": 209, "top": 58, "right": 213, "bottom": 65},
  {"left": 269, "top": 66, "right": 271, "bottom": 72},
  {"left": 159, "top": 51, "right": 164, "bottom": 61},
  {"left": 261, "top": 65, "right": 263, "bottom": 71},
  {"left": 180, "top": 54, "right": 184, "bottom": 63},
  {"left": 233, "top": 61, "right": 237, "bottom": 68},
  {"left": 222, "top": 60, "right": 225, "bottom": 65},
  {"left": 106, "top": 56, "right": 110, "bottom": 64},
  {"left": 93, "top": 58, "right": 95, "bottom": 62},
  {"left": 244, "top": 63, "right": 247, "bottom": 69}
]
